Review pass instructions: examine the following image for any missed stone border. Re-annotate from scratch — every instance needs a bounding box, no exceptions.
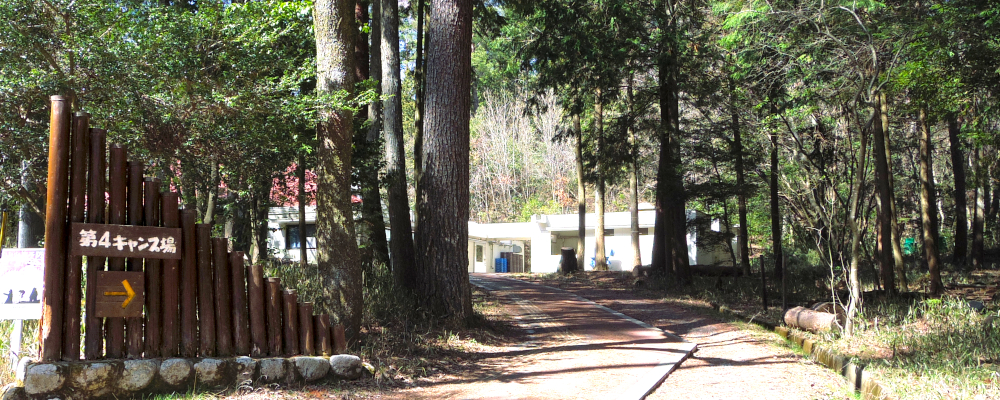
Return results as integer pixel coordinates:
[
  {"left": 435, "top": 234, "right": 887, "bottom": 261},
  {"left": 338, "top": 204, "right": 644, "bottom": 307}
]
[
  {"left": 2, "top": 354, "right": 367, "bottom": 399},
  {"left": 712, "top": 305, "right": 894, "bottom": 400}
]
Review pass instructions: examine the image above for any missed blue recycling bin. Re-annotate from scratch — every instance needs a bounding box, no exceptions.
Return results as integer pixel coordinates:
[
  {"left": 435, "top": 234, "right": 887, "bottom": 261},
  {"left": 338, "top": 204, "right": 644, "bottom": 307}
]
[{"left": 494, "top": 258, "right": 508, "bottom": 273}]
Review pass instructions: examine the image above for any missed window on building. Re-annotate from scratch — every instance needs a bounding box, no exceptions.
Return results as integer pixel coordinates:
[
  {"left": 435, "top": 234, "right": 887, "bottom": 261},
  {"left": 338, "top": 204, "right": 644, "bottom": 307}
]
[
  {"left": 604, "top": 229, "right": 614, "bottom": 236},
  {"left": 476, "top": 245, "right": 483, "bottom": 262},
  {"left": 639, "top": 227, "right": 650, "bottom": 235},
  {"left": 286, "top": 224, "right": 317, "bottom": 249}
]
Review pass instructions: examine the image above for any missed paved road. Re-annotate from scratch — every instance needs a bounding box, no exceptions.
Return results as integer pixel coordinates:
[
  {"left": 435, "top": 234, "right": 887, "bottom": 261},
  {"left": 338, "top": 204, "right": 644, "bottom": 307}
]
[{"left": 394, "top": 274, "right": 696, "bottom": 400}]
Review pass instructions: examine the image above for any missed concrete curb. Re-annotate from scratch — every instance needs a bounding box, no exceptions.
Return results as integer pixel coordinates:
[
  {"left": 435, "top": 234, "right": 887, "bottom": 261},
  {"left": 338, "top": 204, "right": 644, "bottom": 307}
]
[
  {"left": 470, "top": 275, "right": 697, "bottom": 400},
  {"left": 713, "top": 306, "right": 894, "bottom": 400}
]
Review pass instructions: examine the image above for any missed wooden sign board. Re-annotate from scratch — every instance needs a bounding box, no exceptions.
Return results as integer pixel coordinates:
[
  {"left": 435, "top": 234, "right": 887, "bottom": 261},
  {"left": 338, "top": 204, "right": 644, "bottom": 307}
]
[
  {"left": 94, "top": 271, "right": 144, "bottom": 318},
  {"left": 69, "top": 223, "right": 181, "bottom": 260}
]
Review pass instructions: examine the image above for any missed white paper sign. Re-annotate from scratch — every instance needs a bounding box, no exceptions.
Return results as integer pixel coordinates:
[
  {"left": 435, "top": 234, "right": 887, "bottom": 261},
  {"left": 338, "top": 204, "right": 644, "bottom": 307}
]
[{"left": 0, "top": 248, "right": 44, "bottom": 320}]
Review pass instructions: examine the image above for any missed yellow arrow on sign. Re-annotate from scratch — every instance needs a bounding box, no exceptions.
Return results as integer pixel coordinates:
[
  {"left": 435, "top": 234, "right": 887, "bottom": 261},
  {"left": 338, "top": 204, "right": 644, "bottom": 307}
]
[{"left": 104, "top": 279, "right": 136, "bottom": 309}]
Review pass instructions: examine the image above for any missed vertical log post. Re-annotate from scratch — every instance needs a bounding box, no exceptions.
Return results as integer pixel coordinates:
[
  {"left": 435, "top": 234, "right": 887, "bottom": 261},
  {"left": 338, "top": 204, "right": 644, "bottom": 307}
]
[
  {"left": 298, "top": 303, "right": 314, "bottom": 356},
  {"left": 247, "top": 264, "right": 267, "bottom": 357},
  {"left": 161, "top": 192, "right": 180, "bottom": 357},
  {"left": 315, "top": 314, "right": 331, "bottom": 356},
  {"left": 105, "top": 146, "right": 127, "bottom": 358},
  {"left": 63, "top": 111, "right": 89, "bottom": 361},
  {"left": 180, "top": 210, "right": 199, "bottom": 357},
  {"left": 41, "top": 95, "right": 71, "bottom": 362},
  {"left": 282, "top": 290, "right": 299, "bottom": 356},
  {"left": 333, "top": 324, "right": 347, "bottom": 354},
  {"left": 144, "top": 179, "right": 162, "bottom": 356},
  {"left": 265, "top": 278, "right": 283, "bottom": 356},
  {"left": 212, "top": 238, "right": 234, "bottom": 356},
  {"left": 230, "top": 251, "right": 250, "bottom": 356},
  {"left": 125, "top": 161, "right": 144, "bottom": 358},
  {"left": 196, "top": 224, "right": 216, "bottom": 357},
  {"left": 84, "top": 128, "right": 106, "bottom": 360}
]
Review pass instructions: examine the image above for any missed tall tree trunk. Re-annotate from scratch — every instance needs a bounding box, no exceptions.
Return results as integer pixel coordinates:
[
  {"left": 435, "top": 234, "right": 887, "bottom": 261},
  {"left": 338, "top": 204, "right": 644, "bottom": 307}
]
[
  {"left": 574, "top": 113, "right": 586, "bottom": 269},
  {"left": 731, "top": 78, "right": 750, "bottom": 276},
  {"left": 972, "top": 147, "right": 986, "bottom": 269},
  {"left": 298, "top": 156, "right": 309, "bottom": 267},
  {"left": 594, "top": 88, "right": 607, "bottom": 271},
  {"left": 918, "top": 107, "right": 943, "bottom": 295},
  {"left": 413, "top": 0, "right": 427, "bottom": 233},
  {"left": 248, "top": 178, "right": 270, "bottom": 265},
  {"left": 416, "top": 0, "right": 472, "bottom": 327},
  {"left": 845, "top": 115, "right": 869, "bottom": 337},
  {"left": 881, "top": 93, "right": 906, "bottom": 291},
  {"left": 872, "top": 95, "right": 896, "bottom": 295},
  {"left": 381, "top": 0, "right": 416, "bottom": 287},
  {"left": 769, "top": 129, "right": 783, "bottom": 281},
  {"left": 948, "top": 113, "right": 968, "bottom": 266},
  {"left": 314, "top": 0, "right": 361, "bottom": 338},
  {"left": 359, "top": 0, "right": 389, "bottom": 265},
  {"left": 651, "top": 32, "right": 676, "bottom": 280},
  {"left": 628, "top": 77, "right": 641, "bottom": 268},
  {"left": 18, "top": 161, "right": 44, "bottom": 248}
]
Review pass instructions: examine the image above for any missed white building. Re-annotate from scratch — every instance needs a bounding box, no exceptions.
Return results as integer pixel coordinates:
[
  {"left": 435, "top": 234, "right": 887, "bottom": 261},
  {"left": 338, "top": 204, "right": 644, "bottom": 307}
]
[
  {"left": 267, "top": 203, "right": 732, "bottom": 272},
  {"left": 467, "top": 203, "right": 733, "bottom": 274}
]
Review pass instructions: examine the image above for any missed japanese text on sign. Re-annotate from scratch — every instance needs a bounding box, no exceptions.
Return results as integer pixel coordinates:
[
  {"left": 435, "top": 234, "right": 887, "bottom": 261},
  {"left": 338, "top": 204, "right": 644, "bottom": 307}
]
[{"left": 69, "top": 223, "right": 182, "bottom": 260}]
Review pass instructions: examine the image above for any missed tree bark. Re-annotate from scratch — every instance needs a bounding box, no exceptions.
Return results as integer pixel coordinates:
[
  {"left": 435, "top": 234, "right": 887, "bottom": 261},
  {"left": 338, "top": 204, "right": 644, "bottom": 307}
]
[
  {"left": 314, "top": 0, "right": 362, "bottom": 338},
  {"left": 594, "top": 88, "right": 607, "bottom": 271},
  {"left": 769, "top": 129, "right": 783, "bottom": 281},
  {"left": 948, "top": 113, "right": 968, "bottom": 266},
  {"left": 627, "top": 77, "right": 641, "bottom": 269},
  {"left": 880, "top": 93, "right": 906, "bottom": 291},
  {"left": 972, "top": 146, "right": 986, "bottom": 269},
  {"left": 381, "top": 0, "right": 417, "bottom": 287},
  {"left": 413, "top": 0, "right": 427, "bottom": 233},
  {"left": 918, "top": 107, "right": 943, "bottom": 295},
  {"left": 203, "top": 160, "right": 219, "bottom": 225},
  {"left": 359, "top": 0, "right": 389, "bottom": 265},
  {"left": 731, "top": 79, "right": 750, "bottom": 276},
  {"left": 871, "top": 95, "right": 896, "bottom": 295},
  {"left": 298, "top": 156, "right": 309, "bottom": 267},
  {"left": 651, "top": 34, "right": 675, "bottom": 280},
  {"left": 416, "top": 0, "right": 473, "bottom": 326},
  {"left": 845, "top": 112, "right": 869, "bottom": 337},
  {"left": 574, "top": 113, "right": 586, "bottom": 270}
]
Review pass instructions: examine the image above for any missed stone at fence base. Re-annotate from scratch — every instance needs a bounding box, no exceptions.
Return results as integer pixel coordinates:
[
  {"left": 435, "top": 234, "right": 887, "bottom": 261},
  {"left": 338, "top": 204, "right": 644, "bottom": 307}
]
[
  {"left": 119, "top": 360, "right": 158, "bottom": 391},
  {"left": 193, "top": 359, "right": 227, "bottom": 386},
  {"left": 329, "top": 355, "right": 363, "bottom": 380},
  {"left": 293, "top": 357, "right": 331, "bottom": 382},
  {"left": 2, "top": 384, "right": 23, "bottom": 400},
  {"left": 159, "top": 358, "right": 193, "bottom": 386},
  {"left": 24, "top": 363, "right": 65, "bottom": 395},
  {"left": 259, "top": 358, "right": 288, "bottom": 383},
  {"left": 71, "top": 362, "right": 113, "bottom": 396},
  {"left": 234, "top": 357, "right": 257, "bottom": 383}
]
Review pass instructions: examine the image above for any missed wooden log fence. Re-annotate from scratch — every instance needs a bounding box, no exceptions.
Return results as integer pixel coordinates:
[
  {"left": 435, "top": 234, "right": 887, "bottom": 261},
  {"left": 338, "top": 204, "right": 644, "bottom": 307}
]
[{"left": 37, "top": 98, "right": 346, "bottom": 362}]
